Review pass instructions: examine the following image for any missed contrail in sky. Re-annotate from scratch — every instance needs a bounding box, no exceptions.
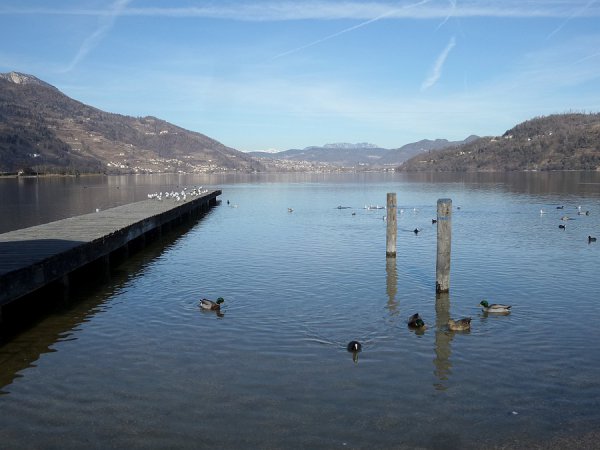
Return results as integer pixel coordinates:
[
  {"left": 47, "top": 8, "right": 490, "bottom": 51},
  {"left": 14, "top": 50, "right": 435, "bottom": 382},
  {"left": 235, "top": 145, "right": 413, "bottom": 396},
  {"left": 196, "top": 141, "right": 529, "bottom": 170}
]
[
  {"left": 61, "top": 0, "right": 132, "bottom": 72},
  {"left": 436, "top": 0, "right": 457, "bottom": 30},
  {"left": 421, "top": 35, "right": 456, "bottom": 90},
  {"left": 573, "top": 50, "right": 600, "bottom": 65},
  {"left": 546, "top": 0, "right": 597, "bottom": 39},
  {"left": 271, "top": 0, "right": 432, "bottom": 60}
]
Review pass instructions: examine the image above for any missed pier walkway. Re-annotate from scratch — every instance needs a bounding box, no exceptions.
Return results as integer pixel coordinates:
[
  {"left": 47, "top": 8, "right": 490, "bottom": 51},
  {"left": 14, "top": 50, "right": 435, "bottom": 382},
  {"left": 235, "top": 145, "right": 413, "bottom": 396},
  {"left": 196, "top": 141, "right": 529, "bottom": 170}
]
[{"left": 0, "top": 189, "right": 220, "bottom": 308}]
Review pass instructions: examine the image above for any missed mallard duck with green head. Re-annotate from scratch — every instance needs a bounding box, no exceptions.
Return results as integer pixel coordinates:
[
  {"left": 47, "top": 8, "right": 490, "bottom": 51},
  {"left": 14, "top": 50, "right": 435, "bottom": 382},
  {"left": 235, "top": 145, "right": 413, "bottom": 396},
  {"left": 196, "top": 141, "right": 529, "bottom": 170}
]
[
  {"left": 407, "top": 313, "right": 426, "bottom": 329},
  {"left": 200, "top": 297, "right": 224, "bottom": 311},
  {"left": 448, "top": 317, "right": 471, "bottom": 331},
  {"left": 479, "top": 300, "right": 511, "bottom": 314}
]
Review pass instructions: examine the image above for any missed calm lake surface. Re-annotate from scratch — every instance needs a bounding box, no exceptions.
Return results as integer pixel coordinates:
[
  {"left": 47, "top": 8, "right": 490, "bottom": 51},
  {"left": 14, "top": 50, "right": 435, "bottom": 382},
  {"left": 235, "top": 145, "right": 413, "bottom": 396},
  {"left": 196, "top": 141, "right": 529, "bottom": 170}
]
[{"left": 1, "top": 172, "right": 599, "bottom": 449}]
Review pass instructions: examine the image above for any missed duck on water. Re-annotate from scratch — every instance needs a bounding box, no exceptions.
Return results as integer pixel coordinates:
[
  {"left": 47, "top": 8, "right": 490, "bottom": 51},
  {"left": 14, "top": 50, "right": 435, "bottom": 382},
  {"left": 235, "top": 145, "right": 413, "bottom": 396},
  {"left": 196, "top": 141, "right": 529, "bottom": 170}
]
[
  {"left": 479, "top": 300, "right": 511, "bottom": 314},
  {"left": 200, "top": 297, "right": 224, "bottom": 311}
]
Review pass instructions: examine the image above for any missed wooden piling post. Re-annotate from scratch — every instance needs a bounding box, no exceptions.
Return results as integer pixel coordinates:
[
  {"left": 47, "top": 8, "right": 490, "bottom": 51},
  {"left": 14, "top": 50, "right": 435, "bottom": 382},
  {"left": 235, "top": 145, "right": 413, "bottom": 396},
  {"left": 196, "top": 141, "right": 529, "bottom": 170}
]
[
  {"left": 436, "top": 198, "right": 452, "bottom": 293},
  {"left": 386, "top": 193, "right": 397, "bottom": 257}
]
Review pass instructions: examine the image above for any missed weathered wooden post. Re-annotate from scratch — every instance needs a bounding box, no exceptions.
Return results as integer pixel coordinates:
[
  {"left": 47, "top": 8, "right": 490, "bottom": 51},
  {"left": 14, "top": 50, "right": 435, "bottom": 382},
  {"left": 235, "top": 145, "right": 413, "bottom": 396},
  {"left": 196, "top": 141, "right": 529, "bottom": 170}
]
[
  {"left": 436, "top": 198, "right": 452, "bottom": 293},
  {"left": 386, "top": 193, "right": 397, "bottom": 257}
]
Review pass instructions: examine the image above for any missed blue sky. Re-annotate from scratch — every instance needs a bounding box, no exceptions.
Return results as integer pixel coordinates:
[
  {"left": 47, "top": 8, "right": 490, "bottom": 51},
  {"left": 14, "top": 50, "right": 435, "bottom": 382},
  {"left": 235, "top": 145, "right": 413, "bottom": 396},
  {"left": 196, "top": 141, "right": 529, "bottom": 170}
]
[{"left": 1, "top": 1, "right": 599, "bottom": 152}]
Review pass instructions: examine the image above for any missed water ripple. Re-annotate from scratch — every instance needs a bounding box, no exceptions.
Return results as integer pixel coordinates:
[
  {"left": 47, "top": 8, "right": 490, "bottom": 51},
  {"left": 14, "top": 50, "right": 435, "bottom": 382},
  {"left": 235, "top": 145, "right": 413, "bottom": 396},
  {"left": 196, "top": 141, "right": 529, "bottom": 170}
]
[{"left": 1, "top": 174, "right": 600, "bottom": 449}]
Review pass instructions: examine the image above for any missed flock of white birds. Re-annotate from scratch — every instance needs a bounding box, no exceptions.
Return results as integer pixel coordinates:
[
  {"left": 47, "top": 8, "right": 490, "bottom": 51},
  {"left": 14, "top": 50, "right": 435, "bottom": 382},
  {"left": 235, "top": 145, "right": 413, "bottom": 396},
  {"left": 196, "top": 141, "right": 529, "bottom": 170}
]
[{"left": 147, "top": 186, "right": 209, "bottom": 203}]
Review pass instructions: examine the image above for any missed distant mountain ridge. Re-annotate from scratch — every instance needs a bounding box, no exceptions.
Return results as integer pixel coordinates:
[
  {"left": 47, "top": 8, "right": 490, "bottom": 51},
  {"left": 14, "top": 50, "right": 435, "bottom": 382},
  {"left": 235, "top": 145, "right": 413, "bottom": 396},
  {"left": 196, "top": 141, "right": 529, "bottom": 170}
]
[
  {"left": 249, "top": 137, "right": 477, "bottom": 168},
  {"left": 319, "top": 142, "right": 379, "bottom": 149},
  {"left": 5, "top": 73, "right": 592, "bottom": 175},
  {"left": 379, "top": 136, "right": 479, "bottom": 165},
  {"left": 0, "top": 71, "right": 264, "bottom": 174}
]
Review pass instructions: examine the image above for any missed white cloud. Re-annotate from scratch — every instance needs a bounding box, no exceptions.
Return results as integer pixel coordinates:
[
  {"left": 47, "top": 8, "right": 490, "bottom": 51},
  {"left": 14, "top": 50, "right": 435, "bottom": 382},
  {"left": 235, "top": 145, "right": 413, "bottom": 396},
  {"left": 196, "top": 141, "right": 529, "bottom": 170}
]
[
  {"left": 3, "top": 1, "right": 600, "bottom": 21},
  {"left": 421, "top": 36, "right": 456, "bottom": 90}
]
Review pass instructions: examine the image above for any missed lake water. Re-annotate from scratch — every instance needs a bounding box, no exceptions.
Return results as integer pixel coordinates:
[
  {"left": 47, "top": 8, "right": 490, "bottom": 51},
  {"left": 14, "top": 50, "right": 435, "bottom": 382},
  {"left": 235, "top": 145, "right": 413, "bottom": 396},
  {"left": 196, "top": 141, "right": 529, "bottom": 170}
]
[{"left": 1, "top": 172, "right": 599, "bottom": 449}]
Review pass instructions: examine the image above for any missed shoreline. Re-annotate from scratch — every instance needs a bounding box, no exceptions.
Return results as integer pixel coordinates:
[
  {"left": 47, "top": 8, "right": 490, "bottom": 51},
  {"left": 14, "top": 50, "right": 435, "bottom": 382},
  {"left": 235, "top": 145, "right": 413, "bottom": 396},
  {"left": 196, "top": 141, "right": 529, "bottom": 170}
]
[{"left": 1, "top": 168, "right": 599, "bottom": 179}]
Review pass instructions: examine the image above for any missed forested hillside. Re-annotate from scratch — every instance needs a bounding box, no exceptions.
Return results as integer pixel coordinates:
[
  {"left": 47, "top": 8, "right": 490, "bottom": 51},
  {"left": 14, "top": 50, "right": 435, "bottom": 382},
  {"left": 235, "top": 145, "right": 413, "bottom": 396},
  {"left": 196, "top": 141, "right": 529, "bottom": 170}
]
[{"left": 400, "top": 114, "right": 600, "bottom": 172}]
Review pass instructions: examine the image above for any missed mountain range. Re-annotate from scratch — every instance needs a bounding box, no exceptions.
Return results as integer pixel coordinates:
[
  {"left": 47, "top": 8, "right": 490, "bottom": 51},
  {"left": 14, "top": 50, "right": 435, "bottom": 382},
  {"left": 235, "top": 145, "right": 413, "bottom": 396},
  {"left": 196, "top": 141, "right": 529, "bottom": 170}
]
[
  {"left": 249, "top": 137, "right": 478, "bottom": 169},
  {"left": 2, "top": 72, "right": 598, "bottom": 174},
  {"left": 0, "top": 72, "right": 263, "bottom": 175},
  {"left": 0, "top": 71, "right": 477, "bottom": 174}
]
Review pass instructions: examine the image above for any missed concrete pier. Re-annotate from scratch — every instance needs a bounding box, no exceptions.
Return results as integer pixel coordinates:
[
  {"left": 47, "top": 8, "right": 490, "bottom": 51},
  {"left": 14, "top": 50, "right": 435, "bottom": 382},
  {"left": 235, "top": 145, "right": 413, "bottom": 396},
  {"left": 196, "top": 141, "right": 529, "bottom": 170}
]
[{"left": 0, "top": 190, "right": 220, "bottom": 308}]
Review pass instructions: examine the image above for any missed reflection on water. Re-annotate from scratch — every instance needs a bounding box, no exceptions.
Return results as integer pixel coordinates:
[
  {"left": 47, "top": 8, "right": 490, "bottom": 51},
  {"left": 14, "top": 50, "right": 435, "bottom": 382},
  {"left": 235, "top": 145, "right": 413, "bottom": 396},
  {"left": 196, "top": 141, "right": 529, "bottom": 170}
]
[
  {"left": 433, "top": 293, "right": 452, "bottom": 391},
  {"left": 1, "top": 172, "right": 600, "bottom": 449},
  {"left": 0, "top": 215, "right": 208, "bottom": 393},
  {"left": 385, "top": 257, "right": 398, "bottom": 315},
  {"left": 402, "top": 170, "right": 600, "bottom": 196}
]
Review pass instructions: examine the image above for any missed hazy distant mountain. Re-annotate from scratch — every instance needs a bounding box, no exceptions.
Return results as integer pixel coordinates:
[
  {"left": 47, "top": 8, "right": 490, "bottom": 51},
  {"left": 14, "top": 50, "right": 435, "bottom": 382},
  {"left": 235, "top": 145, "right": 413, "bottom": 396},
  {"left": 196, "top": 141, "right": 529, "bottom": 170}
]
[
  {"left": 321, "top": 142, "right": 380, "bottom": 149},
  {"left": 249, "top": 143, "right": 388, "bottom": 167},
  {"left": 379, "top": 136, "right": 479, "bottom": 165},
  {"left": 0, "top": 72, "right": 264, "bottom": 174},
  {"left": 249, "top": 138, "right": 477, "bottom": 168},
  {"left": 399, "top": 114, "right": 600, "bottom": 172}
]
